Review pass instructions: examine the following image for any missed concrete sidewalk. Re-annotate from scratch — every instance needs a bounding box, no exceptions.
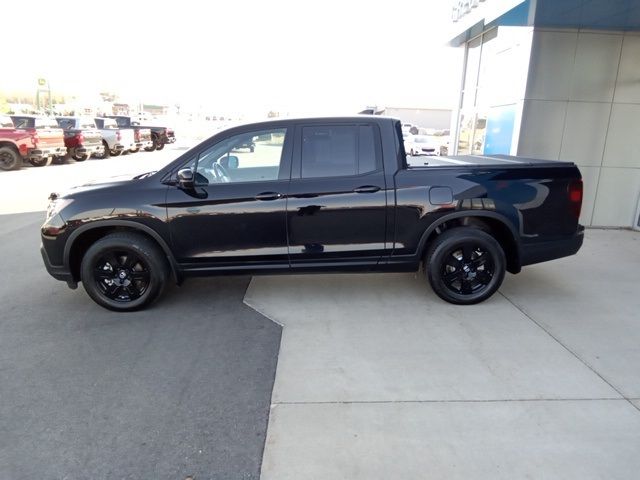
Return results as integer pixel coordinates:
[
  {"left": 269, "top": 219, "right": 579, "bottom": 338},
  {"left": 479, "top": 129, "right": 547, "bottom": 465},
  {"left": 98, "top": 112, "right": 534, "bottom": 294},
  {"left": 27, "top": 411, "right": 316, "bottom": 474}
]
[{"left": 245, "top": 229, "right": 640, "bottom": 479}]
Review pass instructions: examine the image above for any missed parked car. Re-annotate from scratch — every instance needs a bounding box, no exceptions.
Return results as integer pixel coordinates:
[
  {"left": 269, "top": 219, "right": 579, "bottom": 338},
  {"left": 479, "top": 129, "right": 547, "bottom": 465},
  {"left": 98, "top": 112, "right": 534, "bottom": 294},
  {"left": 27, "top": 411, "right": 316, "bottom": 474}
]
[
  {"left": 103, "top": 115, "right": 175, "bottom": 151},
  {"left": 100, "top": 116, "right": 153, "bottom": 153},
  {"left": 9, "top": 115, "right": 66, "bottom": 167},
  {"left": 93, "top": 117, "right": 136, "bottom": 157},
  {"left": 40, "top": 116, "right": 584, "bottom": 311},
  {"left": 404, "top": 134, "right": 439, "bottom": 156},
  {"left": 401, "top": 123, "right": 419, "bottom": 135},
  {"left": 0, "top": 114, "right": 33, "bottom": 170},
  {"left": 55, "top": 117, "right": 105, "bottom": 161}
]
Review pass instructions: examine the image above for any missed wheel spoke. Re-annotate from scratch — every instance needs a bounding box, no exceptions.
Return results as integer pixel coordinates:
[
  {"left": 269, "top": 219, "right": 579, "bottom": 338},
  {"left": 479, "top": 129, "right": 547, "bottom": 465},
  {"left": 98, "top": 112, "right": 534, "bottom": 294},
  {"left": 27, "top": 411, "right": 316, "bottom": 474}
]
[
  {"left": 460, "top": 279, "right": 473, "bottom": 295},
  {"left": 103, "top": 252, "right": 121, "bottom": 269},
  {"left": 130, "top": 270, "right": 149, "bottom": 283},
  {"left": 476, "top": 270, "right": 493, "bottom": 285},
  {"left": 443, "top": 270, "right": 462, "bottom": 284},
  {"left": 125, "top": 284, "right": 141, "bottom": 300},
  {"left": 94, "top": 269, "right": 112, "bottom": 280},
  {"left": 122, "top": 253, "right": 138, "bottom": 269}
]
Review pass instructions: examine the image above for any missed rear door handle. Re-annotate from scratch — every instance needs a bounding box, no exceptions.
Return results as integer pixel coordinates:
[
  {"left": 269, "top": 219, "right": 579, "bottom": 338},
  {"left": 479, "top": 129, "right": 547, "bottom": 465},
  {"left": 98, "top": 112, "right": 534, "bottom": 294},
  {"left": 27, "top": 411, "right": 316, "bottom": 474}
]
[
  {"left": 255, "top": 192, "right": 283, "bottom": 201},
  {"left": 353, "top": 185, "right": 381, "bottom": 194}
]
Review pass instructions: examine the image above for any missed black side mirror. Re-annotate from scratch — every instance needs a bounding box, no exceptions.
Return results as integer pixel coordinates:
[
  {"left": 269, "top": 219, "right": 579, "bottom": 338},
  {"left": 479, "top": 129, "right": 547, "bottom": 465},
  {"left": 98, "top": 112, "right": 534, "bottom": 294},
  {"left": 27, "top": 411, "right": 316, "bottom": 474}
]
[{"left": 177, "top": 168, "right": 195, "bottom": 189}]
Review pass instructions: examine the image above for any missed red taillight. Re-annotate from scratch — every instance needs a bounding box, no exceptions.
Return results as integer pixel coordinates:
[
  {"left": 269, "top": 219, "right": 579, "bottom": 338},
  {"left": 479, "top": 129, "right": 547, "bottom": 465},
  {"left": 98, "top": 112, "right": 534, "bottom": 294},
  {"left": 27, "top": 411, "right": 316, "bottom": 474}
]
[
  {"left": 76, "top": 132, "right": 84, "bottom": 144},
  {"left": 568, "top": 179, "right": 583, "bottom": 219},
  {"left": 116, "top": 130, "right": 121, "bottom": 141}
]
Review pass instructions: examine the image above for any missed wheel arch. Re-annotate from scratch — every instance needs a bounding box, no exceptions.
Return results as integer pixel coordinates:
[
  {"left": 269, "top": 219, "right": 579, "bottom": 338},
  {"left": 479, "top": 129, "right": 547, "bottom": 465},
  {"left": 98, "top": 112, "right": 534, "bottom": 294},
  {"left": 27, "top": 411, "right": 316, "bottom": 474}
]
[
  {"left": 64, "top": 220, "right": 181, "bottom": 284},
  {"left": 418, "top": 211, "right": 521, "bottom": 274}
]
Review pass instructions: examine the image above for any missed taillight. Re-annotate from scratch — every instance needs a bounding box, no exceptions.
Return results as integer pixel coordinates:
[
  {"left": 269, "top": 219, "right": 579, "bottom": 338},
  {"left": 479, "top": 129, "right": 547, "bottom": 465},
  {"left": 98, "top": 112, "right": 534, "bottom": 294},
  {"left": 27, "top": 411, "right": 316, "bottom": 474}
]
[
  {"left": 76, "top": 132, "right": 84, "bottom": 144},
  {"left": 116, "top": 130, "right": 121, "bottom": 141},
  {"left": 568, "top": 179, "right": 583, "bottom": 219},
  {"left": 31, "top": 132, "right": 39, "bottom": 147},
  {"left": 134, "top": 130, "right": 140, "bottom": 142}
]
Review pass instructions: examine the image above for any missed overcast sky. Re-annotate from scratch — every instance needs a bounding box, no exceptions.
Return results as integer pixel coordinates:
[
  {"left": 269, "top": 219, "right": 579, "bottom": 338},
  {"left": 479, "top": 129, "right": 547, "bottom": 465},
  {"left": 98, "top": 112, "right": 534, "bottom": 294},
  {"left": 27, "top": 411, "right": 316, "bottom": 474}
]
[{"left": 2, "top": 0, "right": 462, "bottom": 115}]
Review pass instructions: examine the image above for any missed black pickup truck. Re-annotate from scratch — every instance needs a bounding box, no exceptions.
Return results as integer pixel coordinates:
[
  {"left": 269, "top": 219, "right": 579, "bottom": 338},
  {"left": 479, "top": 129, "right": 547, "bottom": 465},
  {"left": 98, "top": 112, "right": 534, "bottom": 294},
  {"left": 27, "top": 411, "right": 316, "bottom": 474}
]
[
  {"left": 103, "top": 115, "right": 175, "bottom": 151},
  {"left": 40, "top": 116, "right": 583, "bottom": 311}
]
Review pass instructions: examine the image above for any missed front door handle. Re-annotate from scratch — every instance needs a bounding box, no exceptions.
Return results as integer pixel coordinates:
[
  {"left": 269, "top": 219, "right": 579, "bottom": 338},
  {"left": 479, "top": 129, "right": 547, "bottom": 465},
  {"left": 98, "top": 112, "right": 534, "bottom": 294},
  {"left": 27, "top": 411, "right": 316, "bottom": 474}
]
[
  {"left": 255, "top": 192, "right": 283, "bottom": 201},
  {"left": 353, "top": 185, "right": 381, "bottom": 194}
]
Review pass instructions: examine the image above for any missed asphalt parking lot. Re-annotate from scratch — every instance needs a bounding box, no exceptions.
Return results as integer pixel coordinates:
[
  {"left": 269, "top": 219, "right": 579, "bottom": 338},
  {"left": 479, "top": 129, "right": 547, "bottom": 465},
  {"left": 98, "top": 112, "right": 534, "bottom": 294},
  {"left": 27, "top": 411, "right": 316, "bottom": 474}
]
[
  {"left": 1, "top": 146, "right": 640, "bottom": 479},
  {"left": 0, "top": 211, "right": 281, "bottom": 479}
]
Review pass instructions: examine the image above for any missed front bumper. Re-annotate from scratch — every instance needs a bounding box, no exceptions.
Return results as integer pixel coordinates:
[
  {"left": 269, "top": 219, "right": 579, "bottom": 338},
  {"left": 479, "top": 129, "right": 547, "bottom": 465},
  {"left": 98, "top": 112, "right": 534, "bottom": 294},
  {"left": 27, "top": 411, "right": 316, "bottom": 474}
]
[
  {"left": 520, "top": 225, "right": 585, "bottom": 267},
  {"left": 40, "top": 244, "right": 77, "bottom": 288}
]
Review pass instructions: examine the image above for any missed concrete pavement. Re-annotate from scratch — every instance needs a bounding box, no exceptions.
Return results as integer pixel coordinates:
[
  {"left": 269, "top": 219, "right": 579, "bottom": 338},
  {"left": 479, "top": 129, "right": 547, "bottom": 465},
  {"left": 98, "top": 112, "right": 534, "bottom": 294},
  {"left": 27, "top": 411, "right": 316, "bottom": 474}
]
[{"left": 246, "top": 229, "right": 640, "bottom": 480}]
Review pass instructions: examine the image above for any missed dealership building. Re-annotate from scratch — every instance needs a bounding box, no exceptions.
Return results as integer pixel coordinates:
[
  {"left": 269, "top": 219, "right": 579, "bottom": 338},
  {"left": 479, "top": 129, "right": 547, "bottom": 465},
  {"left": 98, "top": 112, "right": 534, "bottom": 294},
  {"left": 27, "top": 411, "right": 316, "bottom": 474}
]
[{"left": 448, "top": 0, "right": 640, "bottom": 228}]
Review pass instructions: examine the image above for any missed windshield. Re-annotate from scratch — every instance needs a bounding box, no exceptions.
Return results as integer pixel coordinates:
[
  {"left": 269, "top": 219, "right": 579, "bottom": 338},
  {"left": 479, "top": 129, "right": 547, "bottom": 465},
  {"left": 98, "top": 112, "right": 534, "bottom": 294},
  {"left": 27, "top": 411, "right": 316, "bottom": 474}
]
[
  {"left": 34, "top": 117, "right": 59, "bottom": 129},
  {"left": 0, "top": 115, "right": 13, "bottom": 128}
]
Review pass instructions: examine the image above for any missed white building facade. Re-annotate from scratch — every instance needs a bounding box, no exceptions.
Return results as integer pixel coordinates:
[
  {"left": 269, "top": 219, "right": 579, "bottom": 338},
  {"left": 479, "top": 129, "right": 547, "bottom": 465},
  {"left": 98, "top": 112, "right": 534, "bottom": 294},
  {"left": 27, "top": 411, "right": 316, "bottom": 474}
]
[{"left": 449, "top": 0, "right": 640, "bottom": 228}]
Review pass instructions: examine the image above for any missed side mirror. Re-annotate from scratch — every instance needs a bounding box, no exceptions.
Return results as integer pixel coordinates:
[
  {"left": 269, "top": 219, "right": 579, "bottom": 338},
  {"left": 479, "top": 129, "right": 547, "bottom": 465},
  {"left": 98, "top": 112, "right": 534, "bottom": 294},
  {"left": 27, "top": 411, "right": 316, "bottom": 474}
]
[
  {"left": 227, "top": 155, "right": 239, "bottom": 169},
  {"left": 177, "top": 168, "right": 195, "bottom": 189}
]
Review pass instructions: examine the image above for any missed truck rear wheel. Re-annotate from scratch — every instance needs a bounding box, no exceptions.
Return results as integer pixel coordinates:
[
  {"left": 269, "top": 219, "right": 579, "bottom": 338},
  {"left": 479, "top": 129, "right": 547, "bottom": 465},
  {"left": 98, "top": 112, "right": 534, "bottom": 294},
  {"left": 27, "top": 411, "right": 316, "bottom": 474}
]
[
  {"left": 0, "top": 146, "right": 21, "bottom": 171},
  {"left": 425, "top": 227, "right": 506, "bottom": 305},
  {"left": 73, "top": 152, "right": 90, "bottom": 161},
  {"left": 29, "top": 156, "right": 53, "bottom": 167},
  {"left": 155, "top": 141, "right": 164, "bottom": 151},
  {"left": 94, "top": 141, "right": 110, "bottom": 159}
]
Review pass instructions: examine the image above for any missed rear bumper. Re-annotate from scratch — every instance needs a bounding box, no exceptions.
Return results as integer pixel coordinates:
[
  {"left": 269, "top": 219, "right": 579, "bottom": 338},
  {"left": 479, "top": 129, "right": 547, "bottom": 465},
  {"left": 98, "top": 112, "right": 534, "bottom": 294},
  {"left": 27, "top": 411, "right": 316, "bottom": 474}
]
[
  {"left": 74, "top": 144, "right": 105, "bottom": 156},
  {"left": 27, "top": 146, "right": 67, "bottom": 160},
  {"left": 40, "top": 244, "right": 77, "bottom": 288},
  {"left": 163, "top": 136, "right": 176, "bottom": 144},
  {"left": 136, "top": 140, "right": 154, "bottom": 149},
  {"left": 520, "top": 226, "right": 585, "bottom": 267}
]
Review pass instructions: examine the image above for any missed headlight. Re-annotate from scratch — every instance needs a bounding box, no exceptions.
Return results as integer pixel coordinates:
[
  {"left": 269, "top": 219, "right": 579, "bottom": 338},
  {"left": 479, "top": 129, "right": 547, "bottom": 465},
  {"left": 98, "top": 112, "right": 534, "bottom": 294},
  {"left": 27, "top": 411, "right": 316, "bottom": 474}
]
[{"left": 46, "top": 196, "right": 73, "bottom": 221}]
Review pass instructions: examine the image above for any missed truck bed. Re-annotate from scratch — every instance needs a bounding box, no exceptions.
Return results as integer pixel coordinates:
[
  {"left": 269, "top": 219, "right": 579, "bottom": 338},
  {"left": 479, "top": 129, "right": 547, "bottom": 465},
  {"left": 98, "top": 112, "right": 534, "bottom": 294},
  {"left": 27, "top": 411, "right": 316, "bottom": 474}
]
[{"left": 407, "top": 154, "right": 574, "bottom": 168}]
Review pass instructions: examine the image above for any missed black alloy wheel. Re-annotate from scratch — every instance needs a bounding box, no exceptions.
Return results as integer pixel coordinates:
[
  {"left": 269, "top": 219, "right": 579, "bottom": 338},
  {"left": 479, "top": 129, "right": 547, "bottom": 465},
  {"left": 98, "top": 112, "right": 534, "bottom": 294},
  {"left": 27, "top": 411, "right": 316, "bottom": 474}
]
[
  {"left": 93, "top": 250, "right": 151, "bottom": 302},
  {"left": 425, "top": 227, "right": 505, "bottom": 305},
  {"left": 81, "top": 232, "right": 168, "bottom": 311},
  {"left": 0, "top": 146, "right": 20, "bottom": 170}
]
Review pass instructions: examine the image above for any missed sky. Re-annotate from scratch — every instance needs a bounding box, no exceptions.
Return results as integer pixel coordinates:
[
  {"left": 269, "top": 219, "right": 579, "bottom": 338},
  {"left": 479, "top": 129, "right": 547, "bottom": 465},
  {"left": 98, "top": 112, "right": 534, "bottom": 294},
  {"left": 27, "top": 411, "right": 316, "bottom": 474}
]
[{"left": 1, "top": 0, "right": 463, "bottom": 116}]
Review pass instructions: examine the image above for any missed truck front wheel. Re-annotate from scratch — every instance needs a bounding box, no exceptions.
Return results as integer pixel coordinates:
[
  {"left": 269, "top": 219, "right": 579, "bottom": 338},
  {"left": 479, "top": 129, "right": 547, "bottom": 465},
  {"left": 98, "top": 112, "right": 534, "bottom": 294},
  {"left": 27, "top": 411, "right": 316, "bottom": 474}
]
[
  {"left": 425, "top": 227, "right": 506, "bottom": 305},
  {"left": 0, "top": 146, "right": 21, "bottom": 171},
  {"left": 80, "top": 232, "right": 169, "bottom": 311}
]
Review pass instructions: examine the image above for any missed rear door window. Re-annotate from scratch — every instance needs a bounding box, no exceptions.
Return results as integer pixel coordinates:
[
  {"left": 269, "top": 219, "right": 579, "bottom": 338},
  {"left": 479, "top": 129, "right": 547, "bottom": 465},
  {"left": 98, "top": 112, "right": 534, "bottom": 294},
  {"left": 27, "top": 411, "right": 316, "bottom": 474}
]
[{"left": 300, "top": 125, "right": 379, "bottom": 179}]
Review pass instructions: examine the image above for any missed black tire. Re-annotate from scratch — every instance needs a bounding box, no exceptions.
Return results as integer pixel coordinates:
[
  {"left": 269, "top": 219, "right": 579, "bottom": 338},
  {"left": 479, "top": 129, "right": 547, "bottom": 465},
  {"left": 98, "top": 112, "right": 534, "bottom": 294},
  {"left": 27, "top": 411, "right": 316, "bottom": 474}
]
[
  {"left": 80, "top": 232, "right": 169, "bottom": 311},
  {"left": 110, "top": 149, "right": 122, "bottom": 157},
  {"left": 145, "top": 135, "right": 158, "bottom": 152},
  {"left": 73, "top": 152, "right": 90, "bottom": 162},
  {"left": 155, "top": 140, "right": 164, "bottom": 151},
  {"left": 425, "top": 227, "right": 506, "bottom": 305},
  {"left": 94, "top": 141, "right": 110, "bottom": 159},
  {"left": 29, "top": 156, "right": 53, "bottom": 167},
  {"left": 249, "top": 145, "right": 254, "bottom": 153},
  {"left": 0, "top": 146, "right": 21, "bottom": 171},
  {"left": 52, "top": 155, "right": 68, "bottom": 165}
]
